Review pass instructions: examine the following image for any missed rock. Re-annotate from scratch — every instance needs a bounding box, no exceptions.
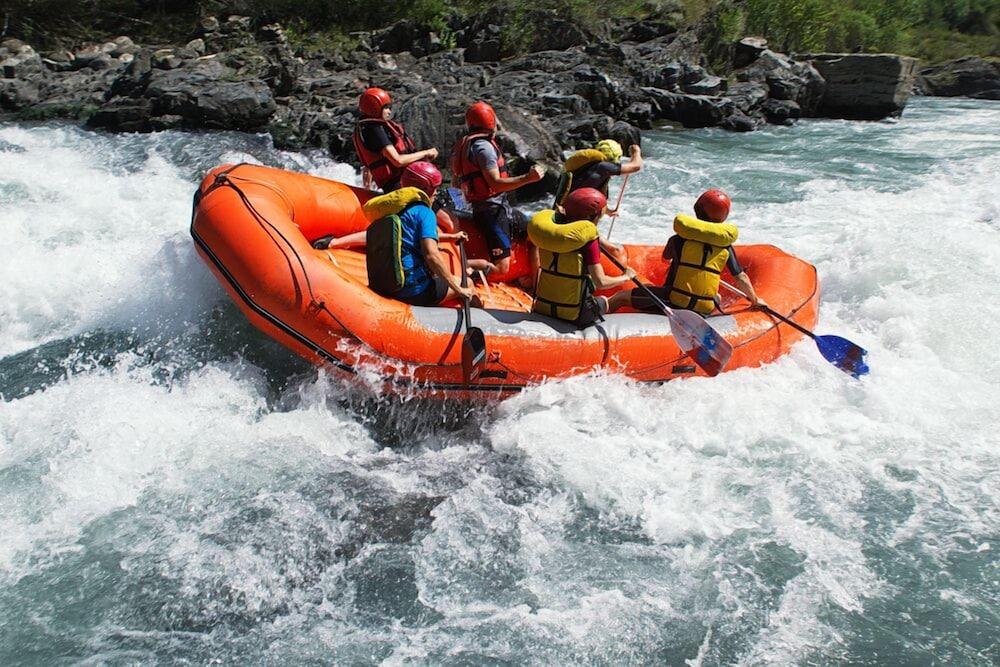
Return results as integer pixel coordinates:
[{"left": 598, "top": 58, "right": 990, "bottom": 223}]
[
  {"left": 608, "top": 120, "right": 642, "bottom": 150},
  {"left": 0, "top": 79, "right": 40, "bottom": 110},
  {"left": 918, "top": 57, "right": 1000, "bottom": 99},
  {"left": 761, "top": 98, "right": 801, "bottom": 125},
  {"left": 111, "top": 37, "right": 138, "bottom": 57},
  {"left": 683, "top": 74, "right": 724, "bottom": 96},
  {"left": 1, "top": 38, "right": 26, "bottom": 53},
  {"left": 371, "top": 20, "right": 443, "bottom": 58},
  {"left": 723, "top": 81, "right": 768, "bottom": 113},
  {"left": 186, "top": 39, "right": 206, "bottom": 56},
  {"left": 153, "top": 50, "right": 183, "bottom": 70},
  {"left": 804, "top": 53, "right": 918, "bottom": 120},
  {"left": 85, "top": 54, "right": 116, "bottom": 71},
  {"left": 143, "top": 65, "right": 277, "bottom": 130},
  {"left": 733, "top": 37, "right": 767, "bottom": 69},
  {"left": 463, "top": 24, "right": 502, "bottom": 63},
  {"left": 721, "top": 110, "right": 759, "bottom": 132},
  {"left": 200, "top": 16, "right": 221, "bottom": 33},
  {"left": 735, "top": 49, "right": 825, "bottom": 115},
  {"left": 1, "top": 46, "right": 44, "bottom": 79},
  {"left": 642, "top": 87, "right": 734, "bottom": 127},
  {"left": 616, "top": 20, "right": 679, "bottom": 43},
  {"left": 643, "top": 62, "right": 683, "bottom": 89},
  {"left": 87, "top": 97, "right": 153, "bottom": 132}
]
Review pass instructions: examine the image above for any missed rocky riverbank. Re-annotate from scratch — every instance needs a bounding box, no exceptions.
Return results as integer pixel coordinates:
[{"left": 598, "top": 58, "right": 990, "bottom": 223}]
[{"left": 1, "top": 14, "right": 928, "bottom": 186}]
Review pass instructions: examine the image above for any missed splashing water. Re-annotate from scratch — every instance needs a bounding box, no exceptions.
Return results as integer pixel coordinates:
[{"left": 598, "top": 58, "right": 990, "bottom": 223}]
[{"left": 1, "top": 98, "right": 998, "bottom": 664}]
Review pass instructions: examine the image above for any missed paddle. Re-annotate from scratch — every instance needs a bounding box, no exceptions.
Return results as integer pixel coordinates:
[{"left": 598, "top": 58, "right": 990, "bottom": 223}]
[
  {"left": 719, "top": 281, "right": 869, "bottom": 378},
  {"left": 600, "top": 247, "right": 733, "bottom": 376},
  {"left": 605, "top": 174, "right": 630, "bottom": 241},
  {"left": 457, "top": 240, "right": 487, "bottom": 383}
]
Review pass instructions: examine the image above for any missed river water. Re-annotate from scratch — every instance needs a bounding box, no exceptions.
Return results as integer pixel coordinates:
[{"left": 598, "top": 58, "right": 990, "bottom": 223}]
[{"left": 1, "top": 98, "right": 998, "bottom": 664}]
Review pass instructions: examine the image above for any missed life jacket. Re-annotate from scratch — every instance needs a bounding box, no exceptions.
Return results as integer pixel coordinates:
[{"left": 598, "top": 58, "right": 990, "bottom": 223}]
[
  {"left": 665, "top": 213, "right": 739, "bottom": 315},
  {"left": 451, "top": 132, "right": 508, "bottom": 203},
  {"left": 362, "top": 187, "right": 431, "bottom": 296},
  {"left": 528, "top": 209, "right": 600, "bottom": 323},
  {"left": 554, "top": 149, "right": 609, "bottom": 206},
  {"left": 352, "top": 118, "right": 417, "bottom": 189}
]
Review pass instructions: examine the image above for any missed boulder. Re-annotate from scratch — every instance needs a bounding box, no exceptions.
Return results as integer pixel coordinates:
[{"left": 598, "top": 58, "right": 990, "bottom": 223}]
[
  {"left": 723, "top": 81, "right": 768, "bottom": 114},
  {"left": 918, "top": 57, "right": 1000, "bottom": 99},
  {"left": 733, "top": 37, "right": 767, "bottom": 69},
  {"left": 761, "top": 98, "right": 801, "bottom": 125},
  {"left": 1, "top": 46, "right": 44, "bottom": 79},
  {"left": 0, "top": 79, "right": 41, "bottom": 110},
  {"left": 802, "top": 53, "right": 918, "bottom": 120},
  {"left": 143, "top": 64, "right": 276, "bottom": 130},
  {"left": 641, "top": 87, "right": 734, "bottom": 127},
  {"left": 734, "top": 49, "right": 825, "bottom": 115},
  {"left": 721, "top": 109, "right": 759, "bottom": 132}
]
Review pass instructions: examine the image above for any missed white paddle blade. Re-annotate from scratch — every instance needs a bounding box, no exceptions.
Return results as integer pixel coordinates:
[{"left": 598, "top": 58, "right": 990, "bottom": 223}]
[{"left": 666, "top": 308, "right": 733, "bottom": 376}]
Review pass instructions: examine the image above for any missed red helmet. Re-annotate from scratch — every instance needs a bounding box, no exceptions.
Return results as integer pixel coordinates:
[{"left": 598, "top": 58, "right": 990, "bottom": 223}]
[
  {"left": 694, "top": 189, "right": 731, "bottom": 222},
  {"left": 359, "top": 87, "right": 391, "bottom": 118},
  {"left": 465, "top": 101, "right": 497, "bottom": 130},
  {"left": 400, "top": 161, "right": 443, "bottom": 195},
  {"left": 564, "top": 187, "right": 607, "bottom": 221}
]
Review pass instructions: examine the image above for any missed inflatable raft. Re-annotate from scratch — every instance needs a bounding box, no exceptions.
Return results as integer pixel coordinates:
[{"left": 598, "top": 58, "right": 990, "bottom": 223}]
[{"left": 191, "top": 164, "right": 819, "bottom": 397}]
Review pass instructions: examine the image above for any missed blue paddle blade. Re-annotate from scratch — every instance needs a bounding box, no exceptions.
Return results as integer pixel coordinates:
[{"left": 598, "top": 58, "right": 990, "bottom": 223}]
[
  {"left": 815, "top": 335, "right": 869, "bottom": 378},
  {"left": 668, "top": 308, "right": 733, "bottom": 376}
]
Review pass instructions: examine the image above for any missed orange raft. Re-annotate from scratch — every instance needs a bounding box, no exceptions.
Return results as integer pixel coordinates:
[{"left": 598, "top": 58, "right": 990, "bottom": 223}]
[{"left": 191, "top": 163, "right": 819, "bottom": 397}]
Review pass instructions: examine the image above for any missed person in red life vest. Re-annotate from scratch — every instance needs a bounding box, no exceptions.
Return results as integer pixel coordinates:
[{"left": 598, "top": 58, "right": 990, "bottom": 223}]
[
  {"left": 312, "top": 163, "right": 495, "bottom": 303},
  {"left": 607, "top": 189, "right": 763, "bottom": 314},
  {"left": 353, "top": 87, "right": 439, "bottom": 192},
  {"left": 451, "top": 101, "right": 544, "bottom": 282}
]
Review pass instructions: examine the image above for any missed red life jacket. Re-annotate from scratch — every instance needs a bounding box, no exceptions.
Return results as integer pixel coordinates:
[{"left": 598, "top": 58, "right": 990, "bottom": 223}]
[
  {"left": 451, "top": 132, "right": 509, "bottom": 203},
  {"left": 352, "top": 118, "right": 417, "bottom": 189}
]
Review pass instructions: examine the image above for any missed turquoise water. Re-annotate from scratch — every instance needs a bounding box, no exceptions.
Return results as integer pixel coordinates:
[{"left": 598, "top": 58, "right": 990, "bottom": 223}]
[{"left": 1, "top": 98, "right": 998, "bottom": 664}]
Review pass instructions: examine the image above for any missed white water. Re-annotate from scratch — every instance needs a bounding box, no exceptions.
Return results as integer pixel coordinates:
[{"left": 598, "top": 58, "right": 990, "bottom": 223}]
[{"left": 1, "top": 99, "right": 998, "bottom": 664}]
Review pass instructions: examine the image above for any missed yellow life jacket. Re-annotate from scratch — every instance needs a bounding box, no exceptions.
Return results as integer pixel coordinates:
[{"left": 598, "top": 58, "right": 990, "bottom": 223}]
[
  {"left": 362, "top": 187, "right": 430, "bottom": 222},
  {"left": 666, "top": 213, "right": 739, "bottom": 315},
  {"left": 361, "top": 187, "right": 431, "bottom": 296},
  {"left": 554, "top": 148, "right": 608, "bottom": 206},
  {"left": 528, "top": 209, "right": 599, "bottom": 322}
]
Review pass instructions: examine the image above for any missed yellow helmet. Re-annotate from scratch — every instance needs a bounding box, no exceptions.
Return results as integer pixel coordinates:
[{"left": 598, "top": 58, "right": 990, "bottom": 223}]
[{"left": 595, "top": 139, "right": 623, "bottom": 163}]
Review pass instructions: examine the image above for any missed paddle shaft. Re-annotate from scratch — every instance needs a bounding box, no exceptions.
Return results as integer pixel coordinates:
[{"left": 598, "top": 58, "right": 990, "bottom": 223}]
[
  {"left": 606, "top": 174, "right": 630, "bottom": 240},
  {"left": 458, "top": 240, "right": 473, "bottom": 327},
  {"left": 719, "top": 280, "right": 816, "bottom": 340}
]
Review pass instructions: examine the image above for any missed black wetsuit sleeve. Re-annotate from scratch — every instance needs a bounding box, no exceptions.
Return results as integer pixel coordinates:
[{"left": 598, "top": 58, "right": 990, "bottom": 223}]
[
  {"left": 662, "top": 235, "right": 680, "bottom": 261},
  {"left": 360, "top": 124, "right": 394, "bottom": 153},
  {"left": 726, "top": 247, "right": 743, "bottom": 275}
]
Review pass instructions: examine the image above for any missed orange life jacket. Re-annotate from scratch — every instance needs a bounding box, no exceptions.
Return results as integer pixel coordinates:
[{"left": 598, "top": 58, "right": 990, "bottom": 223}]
[
  {"left": 451, "top": 132, "right": 509, "bottom": 203},
  {"left": 352, "top": 118, "right": 417, "bottom": 189}
]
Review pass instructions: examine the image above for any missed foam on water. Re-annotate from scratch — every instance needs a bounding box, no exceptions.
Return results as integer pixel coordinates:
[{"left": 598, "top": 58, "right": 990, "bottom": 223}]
[{"left": 2, "top": 99, "right": 999, "bottom": 664}]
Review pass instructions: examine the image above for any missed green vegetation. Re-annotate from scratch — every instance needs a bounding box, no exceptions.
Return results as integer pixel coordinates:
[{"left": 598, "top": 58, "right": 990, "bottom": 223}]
[
  {"left": 730, "top": 0, "right": 999, "bottom": 59},
  {"left": 2, "top": 0, "right": 997, "bottom": 64}
]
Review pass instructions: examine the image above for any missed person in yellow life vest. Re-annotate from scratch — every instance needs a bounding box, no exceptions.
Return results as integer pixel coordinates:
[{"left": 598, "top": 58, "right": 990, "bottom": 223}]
[
  {"left": 529, "top": 188, "right": 638, "bottom": 328},
  {"left": 353, "top": 87, "right": 439, "bottom": 192},
  {"left": 553, "top": 139, "right": 643, "bottom": 264},
  {"left": 555, "top": 139, "right": 644, "bottom": 204},
  {"left": 608, "top": 189, "right": 762, "bottom": 315}
]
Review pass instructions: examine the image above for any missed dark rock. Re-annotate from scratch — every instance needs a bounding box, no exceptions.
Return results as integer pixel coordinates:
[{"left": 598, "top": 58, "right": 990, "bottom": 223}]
[
  {"left": 804, "top": 53, "right": 918, "bottom": 120},
  {"left": 85, "top": 54, "right": 116, "bottom": 71},
  {"left": 1, "top": 46, "right": 44, "bottom": 79},
  {"left": 153, "top": 50, "right": 184, "bottom": 70},
  {"left": 608, "top": 120, "right": 642, "bottom": 150},
  {"left": 139, "top": 61, "right": 276, "bottom": 130},
  {"left": 643, "top": 62, "right": 683, "bottom": 89},
  {"left": 462, "top": 24, "right": 502, "bottom": 63},
  {"left": 721, "top": 110, "right": 759, "bottom": 132},
  {"left": 1, "top": 79, "right": 40, "bottom": 110},
  {"left": 642, "top": 87, "right": 734, "bottom": 127},
  {"left": 87, "top": 97, "right": 153, "bottom": 131},
  {"left": 722, "top": 81, "right": 768, "bottom": 113},
  {"left": 186, "top": 39, "right": 206, "bottom": 56},
  {"left": 200, "top": 16, "right": 221, "bottom": 33},
  {"left": 110, "top": 36, "right": 139, "bottom": 57},
  {"left": 617, "top": 20, "right": 680, "bottom": 43},
  {"left": 683, "top": 75, "right": 724, "bottom": 96},
  {"left": 761, "top": 98, "right": 801, "bottom": 125},
  {"left": 918, "top": 57, "right": 1000, "bottom": 99},
  {"left": 733, "top": 37, "right": 767, "bottom": 69},
  {"left": 734, "top": 49, "right": 825, "bottom": 115}
]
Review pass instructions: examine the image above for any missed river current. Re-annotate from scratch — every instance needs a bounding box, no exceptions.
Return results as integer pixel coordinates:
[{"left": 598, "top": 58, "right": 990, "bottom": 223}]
[{"left": 1, "top": 98, "right": 998, "bottom": 664}]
